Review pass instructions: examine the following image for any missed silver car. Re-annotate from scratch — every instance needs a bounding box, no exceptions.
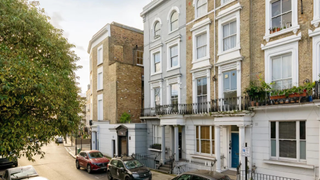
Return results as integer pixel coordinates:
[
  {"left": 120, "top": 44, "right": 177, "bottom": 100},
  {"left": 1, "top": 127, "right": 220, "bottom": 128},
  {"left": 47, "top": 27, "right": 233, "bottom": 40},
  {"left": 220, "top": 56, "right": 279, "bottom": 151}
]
[{"left": 0, "top": 165, "right": 48, "bottom": 180}]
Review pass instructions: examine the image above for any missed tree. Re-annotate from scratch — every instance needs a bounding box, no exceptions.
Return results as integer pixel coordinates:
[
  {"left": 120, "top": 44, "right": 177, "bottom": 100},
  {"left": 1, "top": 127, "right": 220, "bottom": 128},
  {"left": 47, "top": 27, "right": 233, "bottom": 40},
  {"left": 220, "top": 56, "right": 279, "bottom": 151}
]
[{"left": 0, "top": 0, "right": 82, "bottom": 161}]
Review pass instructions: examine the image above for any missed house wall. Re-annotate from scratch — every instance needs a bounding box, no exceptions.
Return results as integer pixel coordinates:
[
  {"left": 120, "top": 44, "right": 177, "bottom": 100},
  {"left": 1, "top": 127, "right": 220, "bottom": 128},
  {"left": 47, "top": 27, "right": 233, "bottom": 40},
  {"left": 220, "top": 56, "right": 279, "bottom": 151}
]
[
  {"left": 143, "top": 0, "right": 187, "bottom": 108},
  {"left": 252, "top": 106, "right": 319, "bottom": 180}
]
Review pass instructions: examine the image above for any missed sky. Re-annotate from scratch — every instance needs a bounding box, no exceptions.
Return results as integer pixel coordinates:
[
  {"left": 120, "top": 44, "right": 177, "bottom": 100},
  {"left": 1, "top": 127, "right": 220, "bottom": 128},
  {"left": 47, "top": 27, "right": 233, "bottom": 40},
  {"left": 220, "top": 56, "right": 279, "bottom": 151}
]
[{"left": 35, "top": 0, "right": 151, "bottom": 93}]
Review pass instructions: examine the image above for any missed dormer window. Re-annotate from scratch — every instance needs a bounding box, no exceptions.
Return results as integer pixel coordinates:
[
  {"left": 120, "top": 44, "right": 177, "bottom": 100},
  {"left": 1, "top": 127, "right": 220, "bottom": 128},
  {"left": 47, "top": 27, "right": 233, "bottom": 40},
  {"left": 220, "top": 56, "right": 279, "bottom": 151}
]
[
  {"left": 170, "top": 11, "right": 178, "bottom": 31},
  {"left": 197, "top": 0, "right": 207, "bottom": 18},
  {"left": 154, "top": 21, "right": 161, "bottom": 39}
]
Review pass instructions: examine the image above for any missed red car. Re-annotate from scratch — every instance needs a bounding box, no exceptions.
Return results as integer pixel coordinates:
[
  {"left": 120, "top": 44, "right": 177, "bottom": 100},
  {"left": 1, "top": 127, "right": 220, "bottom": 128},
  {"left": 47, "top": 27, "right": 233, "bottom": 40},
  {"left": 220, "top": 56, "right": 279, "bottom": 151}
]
[{"left": 75, "top": 150, "right": 109, "bottom": 174}]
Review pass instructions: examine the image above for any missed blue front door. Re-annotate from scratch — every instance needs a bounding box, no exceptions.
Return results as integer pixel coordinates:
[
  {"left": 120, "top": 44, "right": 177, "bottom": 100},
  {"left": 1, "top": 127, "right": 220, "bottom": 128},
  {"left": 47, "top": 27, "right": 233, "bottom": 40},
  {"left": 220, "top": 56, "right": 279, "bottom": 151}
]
[{"left": 231, "top": 133, "right": 239, "bottom": 168}]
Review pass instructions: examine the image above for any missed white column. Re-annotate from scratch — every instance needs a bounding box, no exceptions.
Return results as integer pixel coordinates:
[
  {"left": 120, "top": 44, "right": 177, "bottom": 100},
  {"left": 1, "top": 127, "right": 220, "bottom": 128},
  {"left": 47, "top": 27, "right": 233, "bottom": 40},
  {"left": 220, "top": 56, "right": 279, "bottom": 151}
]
[
  {"left": 215, "top": 126, "right": 221, "bottom": 172},
  {"left": 174, "top": 126, "right": 179, "bottom": 161},
  {"left": 239, "top": 125, "right": 245, "bottom": 171},
  {"left": 161, "top": 125, "right": 166, "bottom": 164}
]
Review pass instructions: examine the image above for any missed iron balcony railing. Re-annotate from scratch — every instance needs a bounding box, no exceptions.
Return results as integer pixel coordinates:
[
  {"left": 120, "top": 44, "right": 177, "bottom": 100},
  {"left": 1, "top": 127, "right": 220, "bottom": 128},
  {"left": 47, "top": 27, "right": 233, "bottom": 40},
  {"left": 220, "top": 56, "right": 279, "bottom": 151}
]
[
  {"left": 141, "top": 96, "right": 249, "bottom": 117},
  {"left": 237, "top": 170, "right": 300, "bottom": 180}
]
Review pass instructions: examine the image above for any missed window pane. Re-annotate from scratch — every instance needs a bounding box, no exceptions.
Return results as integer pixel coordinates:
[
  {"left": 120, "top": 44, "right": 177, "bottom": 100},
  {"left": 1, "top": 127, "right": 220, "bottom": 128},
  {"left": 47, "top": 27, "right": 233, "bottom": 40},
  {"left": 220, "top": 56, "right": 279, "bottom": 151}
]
[
  {"left": 223, "top": 72, "right": 230, "bottom": 91},
  {"left": 155, "top": 63, "right": 161, "bottom": 72},
  {"left": 281, "top": 79, "right": 292, "bottom": 89},
  {"left": 171, "top": 12, "right": 178, "bottom": 31},
  {"left": 272, "top": 57, "right": 281, "bottom": 81},
  {"left": 171, "top": 21, "right": 178, "bottom": 31},
  {"left": 229, "top": 35, "right": 236, "bottom": 49},
  {"left": 300, "top": 121, "right": 306, "bottom": 140},
  {"left": 154, "top": 53, "right": 160, "bottom": 63},
  {"left": 272, "top": 0, "right": 281, "bottom": 17},
  {"left": 171, "top": 45, "right": 178, "bottom": 57},
  {"left": 282, "top": 0, "right": 292, "bottom": 13},
  {"left": 201, "top": 126, "right": 210, "bottom": 139},
  {"left": 197, "top": 46, "right": 206, "bottom": 59},
  {"left": 280, "top": 140, "right": 296, "bottom": 158},
  {"left": 282, "top": 54, "right": 292, "bottom": 79},
  {"left": 197, "top": 33, "right": 207, "bottom": 47},
  {"left": 201, "top": 140, "right": 210, "bottom": 154},
  {"left": 196, "top": 126, "right": 199, "bottom": 138},
  {"left": 223, "top": 24, "right": 230, "bottom": 38},
  {"left": 202, "top": 78, "right": 207, "bottom": 95},
  {"left": 171, "top": 12, "right": 178, "bottom": 22},
  {"left": 282, "top": 12, "right": 292, "bottom": 27},
  {"left": 300, "top": 141, "right": 306, "bottom": 159},
  {"left": 271, "top": 122, "right": 276, "bottom": 138},
  {"left": 212, "top": 126, "right": 215, "bottom": 139},
  {"left": 271, "top": 140, "right": 276, "bottom": 157},
  {"left": 171, "top": 57, "right": 178, "bottom": 67},
  {"left": 230, "top": 21, "right": 237, "bottom": 35},
  {"left": 223, "top": 39, "right": 229, "bottom": 51},
  {"left": 171, "top": 84, "right": 179, "bottom": 97},
  {"left": 272, "top": 16, "right": 281, "bottom": 29},
  {"left": 279, "top": 122, "right": 296, "bottom": 139}
]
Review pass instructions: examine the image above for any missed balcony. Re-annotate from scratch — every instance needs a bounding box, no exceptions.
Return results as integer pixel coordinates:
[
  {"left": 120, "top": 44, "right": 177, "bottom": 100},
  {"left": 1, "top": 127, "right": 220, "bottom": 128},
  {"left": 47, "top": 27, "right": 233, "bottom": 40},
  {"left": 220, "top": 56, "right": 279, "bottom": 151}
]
[{"left": 141, "top": 96, "right": 250, "bottom": 117}]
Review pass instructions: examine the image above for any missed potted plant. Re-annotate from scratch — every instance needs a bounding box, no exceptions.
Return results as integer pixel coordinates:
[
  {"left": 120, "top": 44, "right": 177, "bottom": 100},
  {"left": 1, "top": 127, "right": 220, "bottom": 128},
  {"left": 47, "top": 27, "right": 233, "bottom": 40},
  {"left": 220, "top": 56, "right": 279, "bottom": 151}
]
[
  {"left": 304, "top": 82, "right": 315, "bottom": 102},
  {"left": 277, "top": 27, "right": 280, "bottom": 32},
  {"left": 245, "top": 81, "right": 260, "bottom": 106},
  {"left": 273, "top": 27, "right": 276, "bottom": 33}
]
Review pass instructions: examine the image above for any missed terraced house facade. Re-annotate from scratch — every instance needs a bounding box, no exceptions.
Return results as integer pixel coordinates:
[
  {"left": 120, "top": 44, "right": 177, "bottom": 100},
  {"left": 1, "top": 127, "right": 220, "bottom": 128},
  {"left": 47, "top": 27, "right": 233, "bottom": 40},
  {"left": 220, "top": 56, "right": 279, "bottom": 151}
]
[{"left": 141, "top": 0, "right": 320, "bottom": 179}]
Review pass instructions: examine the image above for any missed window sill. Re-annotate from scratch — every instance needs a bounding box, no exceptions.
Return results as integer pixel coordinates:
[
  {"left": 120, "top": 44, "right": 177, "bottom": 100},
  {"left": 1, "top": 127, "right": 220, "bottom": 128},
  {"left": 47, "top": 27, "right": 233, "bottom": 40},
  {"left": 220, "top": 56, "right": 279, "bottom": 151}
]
[
  {"left": 136, "top": 64, "right": 143, "bottom": 67},
  {"left": 167, "top": 66, "right": 180, "bottom": 72},
  {"left": 148, "top": 148, "right": 168, "bottom": 153},
  {"left": 217, "top": 47, "right": 241, "bottom": 56},
  {"left": 152, "top": 37, "right": 161, "bottom": 43},
  {"left": 151, "top": 72, "right": 162, "bottom": 76},
  {"left": 97, "top": 89, "right": 103, "bottom": 92},
  {"left": 168, "top": 29, "right": 179, "bottom": 35},
  {"left": 192, "top": 57, "right": 210, "bottom": 64},
  {"left": 191, "top": 154, "right": 216, "bottom": 161},
  {"left": 263, "top": 25, "right": 300, "bottom": 42},
  {"left": 311, "top": 18, "right": 320, "bottom": 28},
  {"left": 264, "top": 159, "right": 313, "bottom": 169},
  {"left": 97, "top": 62, "right": 103, "bottom": 66}
]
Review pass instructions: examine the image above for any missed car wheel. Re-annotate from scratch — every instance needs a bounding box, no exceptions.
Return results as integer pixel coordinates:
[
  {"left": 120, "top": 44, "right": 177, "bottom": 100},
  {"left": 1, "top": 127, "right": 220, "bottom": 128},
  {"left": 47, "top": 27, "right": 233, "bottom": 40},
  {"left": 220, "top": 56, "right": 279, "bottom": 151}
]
[
  {"left": 87, "top": 164, "right": 92, "bottom": 174},
  {"left": 125, "top": 176, "right": 131, "bottom": 180},
  {"left": 76, "top": 160, "right": 80, "bottom": 169},
  {"left": 107, "top": 171, "right": 113, "bottom": 180}
]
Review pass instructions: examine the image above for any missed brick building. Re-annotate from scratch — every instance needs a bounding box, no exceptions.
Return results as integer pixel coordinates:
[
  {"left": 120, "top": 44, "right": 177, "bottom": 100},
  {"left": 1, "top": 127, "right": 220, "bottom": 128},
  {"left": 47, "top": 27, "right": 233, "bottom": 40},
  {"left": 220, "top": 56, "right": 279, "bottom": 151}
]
[
  {"left": 87, "top": 22, "right": 146, "bottom": 156},
  {"left": 140, "top": 0, "right": 320, "bottom": 179}
]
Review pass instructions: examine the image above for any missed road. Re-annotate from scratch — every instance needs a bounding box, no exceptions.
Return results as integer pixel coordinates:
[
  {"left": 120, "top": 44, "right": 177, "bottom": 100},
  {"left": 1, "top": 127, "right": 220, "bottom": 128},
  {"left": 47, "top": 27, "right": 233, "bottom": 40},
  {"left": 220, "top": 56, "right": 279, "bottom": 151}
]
[{"left": 0, "top": 142, "right": 109, "bottom": 180}]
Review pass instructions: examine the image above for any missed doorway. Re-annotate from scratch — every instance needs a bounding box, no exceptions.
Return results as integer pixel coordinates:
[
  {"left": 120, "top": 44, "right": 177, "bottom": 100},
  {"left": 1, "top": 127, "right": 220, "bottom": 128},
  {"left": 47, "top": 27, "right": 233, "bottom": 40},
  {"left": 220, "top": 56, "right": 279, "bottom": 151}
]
[
  {"left": 112, "top": 140, "right": 116, "bottom": 157},
  {"left": 118, "top": 136, "right": 128, "bottom": 156},
  {"left": 231, "top": 133, "right": 239, "bottom": 168}
]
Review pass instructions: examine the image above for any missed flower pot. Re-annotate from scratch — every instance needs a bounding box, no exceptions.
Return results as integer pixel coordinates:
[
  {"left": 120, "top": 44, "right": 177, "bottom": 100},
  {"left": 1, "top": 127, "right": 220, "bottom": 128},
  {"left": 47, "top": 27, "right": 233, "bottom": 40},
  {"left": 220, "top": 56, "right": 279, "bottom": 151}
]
[
  {"left": 250, "top": 101, "right": 255, "bottom": 107},
  {"left": 270, "top": 95, "right": 286, "bottom": 100},
  {"left": 289, "top": 92, "right": 307, "bottom": 98},
  {"left": 256, "top": 102, "right": 259, "bottom": 106},
  {"left": 277, "top": 27, "right": 280, "bottom": 31},
  {"left": 308, "top": 96, "right": 313, "bottom": 102}
]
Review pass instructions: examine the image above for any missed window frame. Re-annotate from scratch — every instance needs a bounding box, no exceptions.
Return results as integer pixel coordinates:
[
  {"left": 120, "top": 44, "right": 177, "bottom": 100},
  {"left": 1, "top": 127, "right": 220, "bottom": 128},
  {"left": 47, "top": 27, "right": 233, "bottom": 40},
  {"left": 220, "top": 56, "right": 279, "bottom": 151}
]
[
  {"left": 312, "top": 0, "right": 320, "bottom": 27},
  {"left": 270, "top": 120, "right": 306, "bottom": 162},
  {"left": 154, "top": 21, "right": 161, "bottom": 39},
  {"left": 195, "top": 125, "right": 215, "bottom": 155},
  {"left": 153, "top": 125, "right": 162, "bottom": 144},
  {"left": 170, "top": 84, "right": 179, "bottom": 105},
  {"left": 97, "top": 67, "right": 103, "bottom": 91},
  {"left": 170, "top": 11, "right": 179, "bottom": 32},
  {"left": 222, "top": 21, "right": 237, "bottom": 52},
  {"left": 166, "top": 37, "right": 181, "bottom": 71},
  {"left": 97, "top": 45, "right": 103, "bottom": 65},
  {"left": 150, "top": 46, "right": 162, "bottom": 75},
  {"left": 271, "top": 53, "right": 292, "bottom": 90},
  {"left": 136, "top": 50, "right": 143, "bottom": 65},
  {"left": 194, "top": 0, "right": 208, "bottom": 19},
  {"left": 97, "top": 94, "right": 103, "bottom": 121}
]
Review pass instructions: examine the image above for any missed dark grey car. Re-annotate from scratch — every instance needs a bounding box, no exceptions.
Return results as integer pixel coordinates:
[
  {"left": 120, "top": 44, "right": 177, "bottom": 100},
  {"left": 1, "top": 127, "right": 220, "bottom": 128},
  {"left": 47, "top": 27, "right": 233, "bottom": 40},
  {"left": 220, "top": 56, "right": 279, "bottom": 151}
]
[{"left": 172, "top": 170, "right": 231, "bottom": 180}]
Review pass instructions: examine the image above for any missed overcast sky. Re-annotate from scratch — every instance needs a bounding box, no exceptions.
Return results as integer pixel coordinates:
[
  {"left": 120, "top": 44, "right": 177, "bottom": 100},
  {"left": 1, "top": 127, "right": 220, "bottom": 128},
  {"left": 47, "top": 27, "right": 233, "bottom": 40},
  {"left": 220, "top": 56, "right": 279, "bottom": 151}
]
[{"left": 36, "top": 0, "right": 150, "bottom": 94}]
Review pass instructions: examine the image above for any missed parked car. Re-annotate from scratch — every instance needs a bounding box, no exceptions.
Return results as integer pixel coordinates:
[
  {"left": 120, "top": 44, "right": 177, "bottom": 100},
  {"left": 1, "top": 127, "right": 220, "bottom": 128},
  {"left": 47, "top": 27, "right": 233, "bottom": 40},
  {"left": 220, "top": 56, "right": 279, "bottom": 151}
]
[
  {"left": 76, "top": 150, "right": 109, "bottom": 174},
  {"left": 107, "top": 156, "right": 152, "bottom": 180},
  {"left": 172, "top": 170, "right": 230, "bottom": 180},
  {"left": 0, "top": 165, "right": 48, "bottom": 180},
  {"left": 55, "top": 137, "right": 63, "bottom": 143},
  {"left": 0, "top": 155, "right": 18, "bottom": 168}
]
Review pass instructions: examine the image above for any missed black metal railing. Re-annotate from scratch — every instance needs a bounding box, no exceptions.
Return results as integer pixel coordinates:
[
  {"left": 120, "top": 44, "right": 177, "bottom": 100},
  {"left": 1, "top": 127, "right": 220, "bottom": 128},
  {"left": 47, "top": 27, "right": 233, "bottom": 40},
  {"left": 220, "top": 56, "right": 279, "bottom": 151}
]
[
  {"left": 141, "top": 96, "right": 249, "bottom": 117},
  {"left": 237, "top": 170, "right": 300, "bottom": 180},
  {"left": 132, "top": 153, "right": 158, "bottom": 170}
]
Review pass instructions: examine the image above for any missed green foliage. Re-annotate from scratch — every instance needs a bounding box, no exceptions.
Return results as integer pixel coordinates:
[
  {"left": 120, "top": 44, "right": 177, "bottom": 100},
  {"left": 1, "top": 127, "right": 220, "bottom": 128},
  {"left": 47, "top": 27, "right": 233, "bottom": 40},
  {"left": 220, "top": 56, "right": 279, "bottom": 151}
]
[
  {"left": 119, "top": 112, "right": 131, "bottom": 123},
  {"left": 0, "top": 0, "right": 82, "bottom": 161}
]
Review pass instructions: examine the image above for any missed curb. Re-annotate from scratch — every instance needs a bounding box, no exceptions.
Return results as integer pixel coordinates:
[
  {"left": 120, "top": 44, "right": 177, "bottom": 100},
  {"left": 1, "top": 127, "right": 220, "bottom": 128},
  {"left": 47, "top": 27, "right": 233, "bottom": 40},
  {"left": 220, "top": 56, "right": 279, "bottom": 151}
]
[
  {"left": 150, "top": 169, "right": 176, "bottom": 177},
  {"left": 64, "top": 144, "right": 76, "bottom": 159}
]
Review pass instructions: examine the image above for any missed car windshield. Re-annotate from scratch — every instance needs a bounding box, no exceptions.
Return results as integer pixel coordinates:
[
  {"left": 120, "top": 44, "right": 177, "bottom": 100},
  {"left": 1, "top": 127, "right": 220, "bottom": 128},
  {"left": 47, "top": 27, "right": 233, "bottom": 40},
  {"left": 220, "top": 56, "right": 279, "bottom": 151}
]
[
  {"left": 9, "top": 166, "right": 38, "bottom": 180},
  {"left": 124, "top": 160, "right": 144, "bottom": 169},
  {"left": 89, "top": 152, "right": 103, "bottom": 159}
]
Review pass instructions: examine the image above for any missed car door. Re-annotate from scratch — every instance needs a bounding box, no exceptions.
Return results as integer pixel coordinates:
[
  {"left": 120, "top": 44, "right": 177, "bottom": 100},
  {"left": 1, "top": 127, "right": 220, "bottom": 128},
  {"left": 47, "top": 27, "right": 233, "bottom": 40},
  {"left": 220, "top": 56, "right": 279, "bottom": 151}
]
[
  {"left": 117, "top": 161, "right": 125, "bottom": 180},
  {"left": 78, "top": 153, "right": 84, "bottom": 167},
  {"left": 84, "top": 152, "right": 90, "bottom": 167},
  {"left": 192, "top": 175, "right": 209, "bottom": 180},
  {"left": 109, "top": 160, "right": 118, "bottom": 178}
]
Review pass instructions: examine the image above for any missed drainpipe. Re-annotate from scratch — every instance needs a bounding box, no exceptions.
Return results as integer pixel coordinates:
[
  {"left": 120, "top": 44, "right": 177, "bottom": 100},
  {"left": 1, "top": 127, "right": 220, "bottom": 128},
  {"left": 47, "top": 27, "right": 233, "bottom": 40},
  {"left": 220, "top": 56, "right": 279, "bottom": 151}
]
[{"left": 214, "top": 0, "right": 216, "bottom": 100}]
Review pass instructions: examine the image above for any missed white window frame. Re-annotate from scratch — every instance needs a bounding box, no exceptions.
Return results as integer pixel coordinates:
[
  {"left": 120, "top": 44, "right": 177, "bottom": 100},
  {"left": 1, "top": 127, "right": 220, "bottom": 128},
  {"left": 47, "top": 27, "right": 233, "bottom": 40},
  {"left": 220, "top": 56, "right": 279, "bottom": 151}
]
[
  {"left": 218, "top": 11, "right": 240, "bottom": 55},
  {"left": 153, "top": 125, "right": 162, "bottom": 144},
  {"left": 193, "top": 0, "right": 208, "bottom": 19},
  {"left": 151, "top": 18, "right": 162, "bottom": 41},
  {"left": 312, "top": 0, "right": 320, "bottom": 27},
  {"left": 271, "top": 53, "right": 292, "bottom": 90},
  {"left": 150, "top": 81, "right": 162, "bottom": 108},
  {"left": 97, "top": 94, "right": 103, "bottom": 121},
  {"left": 192, "top": 69, "right": 210, "bottom": 104},
  {"left": 264, "top": 0, "right": 299, "bottom": 42},
  {"left": 167, "top": 7, "right": 180, "bottom": 34},
  {"left": 97, "top": 67, "right": 103, "bottom": 91},
  {"left": 264, "top": 41, "right": 299, "bottom": 87},
  {"left": 195, "top": 125, "right": 215, "bottom": 156},
  {"left": 166, "top": 38, "right": 181, "bottom": 71},
  {"left": 310, "top": 32, "right": 320, "bottom": 81},
  {"left": 191, "top": 21, "right": 210, "bottom": 63},
  {"left": 150, "top": 46, "right": 162, "bottom": 75},
  {"left": 221, "top": 0, "right": 235, "bottom": 6},
  {"left": 270, "top": 121, "right": 306, "bottom": 162},
  {"left": 218, "top": 62, "right": 242, "bottom": 99},
  {"left": 97, "top": 45, "right": 103, "bottom": 65},
  {"left": 166, "top": 76, "right": 181, "bottom": 105}
]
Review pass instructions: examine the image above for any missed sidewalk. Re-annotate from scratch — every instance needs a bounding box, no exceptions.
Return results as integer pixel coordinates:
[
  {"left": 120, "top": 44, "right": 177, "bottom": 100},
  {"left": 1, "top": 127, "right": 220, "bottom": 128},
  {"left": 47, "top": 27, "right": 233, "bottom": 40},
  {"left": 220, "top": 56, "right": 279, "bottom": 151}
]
[{"left": 63, "top": 137, "right": 175, "bottom": 180}]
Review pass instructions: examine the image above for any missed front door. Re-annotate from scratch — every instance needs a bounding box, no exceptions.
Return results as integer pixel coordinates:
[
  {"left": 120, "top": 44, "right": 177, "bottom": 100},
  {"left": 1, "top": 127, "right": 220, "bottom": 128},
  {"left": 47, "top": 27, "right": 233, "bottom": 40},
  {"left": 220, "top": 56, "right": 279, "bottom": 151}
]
[
  {"left": 231, "top": 133, "right": 239, "bottom": 168},
  {"left": 118, "top": 136, "right": 128, "bottom": 156}
]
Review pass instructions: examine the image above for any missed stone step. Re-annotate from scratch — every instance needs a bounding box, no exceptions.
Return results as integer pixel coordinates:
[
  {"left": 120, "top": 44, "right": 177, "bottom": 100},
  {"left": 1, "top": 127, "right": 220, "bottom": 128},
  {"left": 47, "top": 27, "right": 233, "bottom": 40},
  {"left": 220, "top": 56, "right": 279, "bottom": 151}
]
[
  {"left": 159, "top": 166, "right": 171, "bottom": 172},
  {"left": 156, "top": 168, "right": 171, "bottom": 174}
]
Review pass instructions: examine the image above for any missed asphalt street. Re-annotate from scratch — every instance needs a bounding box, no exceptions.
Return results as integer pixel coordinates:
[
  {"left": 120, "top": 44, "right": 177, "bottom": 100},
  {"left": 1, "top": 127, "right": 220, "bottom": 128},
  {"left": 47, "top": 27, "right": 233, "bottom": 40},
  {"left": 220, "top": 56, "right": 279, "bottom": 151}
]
[{"left": 0, "top": 142, "right": 108, "bottom": 180}]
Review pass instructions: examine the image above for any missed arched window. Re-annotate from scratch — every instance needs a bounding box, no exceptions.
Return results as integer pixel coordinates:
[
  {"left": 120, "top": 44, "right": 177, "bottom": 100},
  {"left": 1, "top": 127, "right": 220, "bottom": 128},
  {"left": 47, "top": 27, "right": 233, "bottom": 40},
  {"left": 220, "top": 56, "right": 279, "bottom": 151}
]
[
  {"left": 197, "top": 0, "right": 207, "bottom": 18},
  {"left": 170, "top": 11, "right": 178, "bottom": 31},
  {"left": 154, "top": 21, "right": 161, "bottom": 39}
]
